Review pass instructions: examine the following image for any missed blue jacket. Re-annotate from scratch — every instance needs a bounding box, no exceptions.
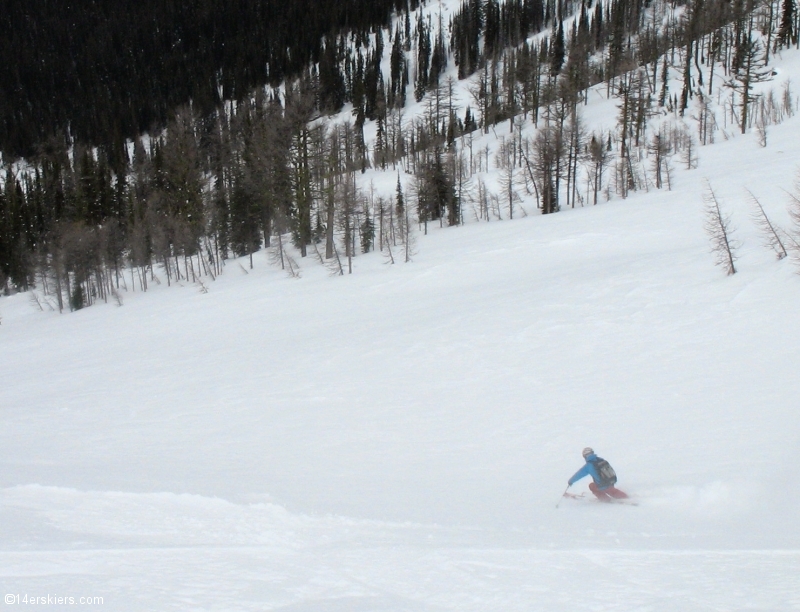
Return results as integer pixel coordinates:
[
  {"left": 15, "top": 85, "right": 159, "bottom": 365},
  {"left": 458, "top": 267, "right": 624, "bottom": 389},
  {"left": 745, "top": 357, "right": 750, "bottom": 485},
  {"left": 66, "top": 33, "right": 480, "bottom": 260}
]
[{"left": 569, "top": 453, "right": 610, "bottom": 489}]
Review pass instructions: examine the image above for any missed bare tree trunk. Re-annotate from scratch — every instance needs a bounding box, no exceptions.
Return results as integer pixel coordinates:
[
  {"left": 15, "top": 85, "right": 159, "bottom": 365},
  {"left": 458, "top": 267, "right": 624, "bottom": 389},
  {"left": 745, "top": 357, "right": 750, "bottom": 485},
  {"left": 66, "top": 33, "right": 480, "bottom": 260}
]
[{"left": 703, "top": 180, "right": 738, "bottom": 275}]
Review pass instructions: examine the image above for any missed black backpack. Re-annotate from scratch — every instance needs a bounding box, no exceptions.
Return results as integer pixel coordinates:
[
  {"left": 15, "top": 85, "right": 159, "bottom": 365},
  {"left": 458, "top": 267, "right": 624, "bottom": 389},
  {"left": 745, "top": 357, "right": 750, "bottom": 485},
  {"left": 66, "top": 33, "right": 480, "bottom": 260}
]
[{"left": 591, "top": 458, "right": 617, "bottom": 488}]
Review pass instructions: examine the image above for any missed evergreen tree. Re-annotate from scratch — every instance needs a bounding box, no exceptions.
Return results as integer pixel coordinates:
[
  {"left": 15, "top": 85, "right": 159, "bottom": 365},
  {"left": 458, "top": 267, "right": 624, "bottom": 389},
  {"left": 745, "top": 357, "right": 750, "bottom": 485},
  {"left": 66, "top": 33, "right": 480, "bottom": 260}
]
[
  {"left": 360, "top": 204, "right": 375, "bottom": 253},
  {"left": 777, "top": 0, "right": 797, "bottom": 49},
  {"left": 390, "top": 26, "right": 407, "bottom": 108},
  {"left": 319, "top": 38, "right": 346, "bottom": 113},
  {"left": 229, "top": 171, "right": 262, "bottom": 263},
  {"left": 550, "top": 20, "right": 566, "bottom": 78},
  {"left": 729, "top": 15, "right": 773, "bottom": 134},
  {"left": 416, "top": 17, "right": 432, "bottom": 102}
]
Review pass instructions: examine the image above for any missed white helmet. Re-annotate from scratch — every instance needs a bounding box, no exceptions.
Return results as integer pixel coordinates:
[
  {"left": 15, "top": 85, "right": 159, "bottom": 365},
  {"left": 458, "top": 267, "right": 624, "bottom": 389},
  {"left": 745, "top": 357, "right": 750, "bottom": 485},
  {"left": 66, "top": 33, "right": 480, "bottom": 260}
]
[{"left": 582, "top": 447, "right": 594, "bottom": 458}]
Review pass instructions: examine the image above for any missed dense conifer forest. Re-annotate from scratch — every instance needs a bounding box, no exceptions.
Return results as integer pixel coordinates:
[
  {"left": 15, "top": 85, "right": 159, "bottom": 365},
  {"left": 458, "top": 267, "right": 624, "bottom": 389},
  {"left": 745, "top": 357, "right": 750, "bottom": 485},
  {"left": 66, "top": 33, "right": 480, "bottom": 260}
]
[
  {"left": 0, "top": 0, "right": 419, "bottom": 160},
  {"left": 1, "top": 0, "right": 799, "bottom": 308}
]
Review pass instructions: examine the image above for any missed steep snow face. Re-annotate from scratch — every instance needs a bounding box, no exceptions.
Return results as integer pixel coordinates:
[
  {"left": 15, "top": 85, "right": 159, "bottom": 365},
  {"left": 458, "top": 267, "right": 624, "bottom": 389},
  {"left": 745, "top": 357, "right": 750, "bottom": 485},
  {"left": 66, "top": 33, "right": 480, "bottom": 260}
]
[{"left": 4, "top": 14, "right": 800, "bottom": 612}]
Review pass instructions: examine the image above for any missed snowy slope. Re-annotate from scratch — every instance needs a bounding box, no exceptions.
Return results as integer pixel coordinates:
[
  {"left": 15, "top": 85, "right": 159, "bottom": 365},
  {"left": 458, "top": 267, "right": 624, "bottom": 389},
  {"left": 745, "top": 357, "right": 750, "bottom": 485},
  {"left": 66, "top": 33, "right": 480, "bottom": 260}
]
[{"left": 4, "top": 15, "right": 800, "bottom": 612}]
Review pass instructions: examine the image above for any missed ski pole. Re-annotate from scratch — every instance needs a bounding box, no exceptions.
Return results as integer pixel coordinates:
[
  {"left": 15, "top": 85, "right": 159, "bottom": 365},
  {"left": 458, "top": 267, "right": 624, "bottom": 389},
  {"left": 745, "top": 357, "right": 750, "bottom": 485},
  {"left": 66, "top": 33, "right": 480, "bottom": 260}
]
[{"left": 555, "top": 484, "right": 570, "bottom": 509}]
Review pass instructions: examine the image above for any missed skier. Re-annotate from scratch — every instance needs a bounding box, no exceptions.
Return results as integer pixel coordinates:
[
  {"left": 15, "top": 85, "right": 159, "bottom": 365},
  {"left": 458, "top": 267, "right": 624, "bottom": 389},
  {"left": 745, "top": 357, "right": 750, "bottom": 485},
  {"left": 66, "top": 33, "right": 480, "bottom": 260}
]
[{"left": 568, "top": 447, "right": 629, "bottom": 501}]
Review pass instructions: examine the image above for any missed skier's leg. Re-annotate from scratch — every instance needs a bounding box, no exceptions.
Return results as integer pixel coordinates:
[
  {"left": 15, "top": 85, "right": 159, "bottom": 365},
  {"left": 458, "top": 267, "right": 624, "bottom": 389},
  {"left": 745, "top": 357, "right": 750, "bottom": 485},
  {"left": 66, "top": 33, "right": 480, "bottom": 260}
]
[
  {"left": 606, "top": 487, "right": 629, "bottom": 499},
  {"left": 589, "top": 482, "right": 611, "bottom": 501}
]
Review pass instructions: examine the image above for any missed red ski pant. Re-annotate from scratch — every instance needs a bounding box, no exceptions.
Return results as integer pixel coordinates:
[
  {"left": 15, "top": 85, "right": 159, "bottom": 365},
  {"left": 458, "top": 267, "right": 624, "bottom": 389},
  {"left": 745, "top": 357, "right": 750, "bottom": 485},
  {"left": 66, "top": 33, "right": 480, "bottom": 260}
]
[{"left": 589, "top": 482, "right": 628, "bottom": 501}]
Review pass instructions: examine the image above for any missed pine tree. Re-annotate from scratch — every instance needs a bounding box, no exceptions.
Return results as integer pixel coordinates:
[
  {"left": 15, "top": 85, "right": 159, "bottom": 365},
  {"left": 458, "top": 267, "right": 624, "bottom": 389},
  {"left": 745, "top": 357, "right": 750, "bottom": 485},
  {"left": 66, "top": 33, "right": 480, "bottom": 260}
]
[
  {"left": 229, "top": 171, "right": 262, "bottom": 264},
  {"left": 319, "top": 38, "right": 346, "bottom": 113},
  {"left": 360, "top": 204, "right": 375, "bottom": 253},
  {"left": 396, "top": 174, "right": 406, "bottom": 226},
  {"left": 777, "top": 0, "right": 797, "bottom": 49},
  {"left": 416, "top": 17, "right": 432, "bottom": 102},
  {"left": 390, "top": 26, "right": 407, "bottom": 107},
  {"left": 728, "top": 15, "right": 773, "bottom": 134},
  {"left": 550, "top": 20, "right": 566, "bottom": 78}
]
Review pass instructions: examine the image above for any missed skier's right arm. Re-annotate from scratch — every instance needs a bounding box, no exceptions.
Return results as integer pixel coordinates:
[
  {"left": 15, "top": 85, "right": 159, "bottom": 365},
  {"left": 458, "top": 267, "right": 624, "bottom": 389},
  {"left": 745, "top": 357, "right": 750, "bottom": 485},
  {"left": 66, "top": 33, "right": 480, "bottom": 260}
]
[{"left": 568, "top": 464, "right": 590, "bottom": 486}]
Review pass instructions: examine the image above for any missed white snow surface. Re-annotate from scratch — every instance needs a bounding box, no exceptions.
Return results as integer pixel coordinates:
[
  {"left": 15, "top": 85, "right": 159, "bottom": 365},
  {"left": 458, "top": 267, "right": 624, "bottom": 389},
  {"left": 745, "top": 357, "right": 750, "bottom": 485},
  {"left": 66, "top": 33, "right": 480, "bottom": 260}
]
[{"left": 4, "top": 27, "right": 800, "bottom": 612}]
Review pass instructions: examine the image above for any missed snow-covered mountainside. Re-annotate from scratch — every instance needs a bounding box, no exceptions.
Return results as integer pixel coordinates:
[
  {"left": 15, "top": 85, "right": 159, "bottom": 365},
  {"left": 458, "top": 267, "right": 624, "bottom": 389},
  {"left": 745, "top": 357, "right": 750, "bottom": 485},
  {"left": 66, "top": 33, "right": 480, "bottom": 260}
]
[{"left": 3, "top": 2, "right": 800, "bottom": 610}]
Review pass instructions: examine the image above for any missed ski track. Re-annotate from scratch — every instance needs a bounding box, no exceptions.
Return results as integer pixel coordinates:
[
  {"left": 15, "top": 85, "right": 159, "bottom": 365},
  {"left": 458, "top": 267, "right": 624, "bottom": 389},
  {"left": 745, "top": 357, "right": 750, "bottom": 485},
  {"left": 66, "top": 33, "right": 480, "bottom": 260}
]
[{"left": 2, "top": 544, "right": 799, "bottom": 611}]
